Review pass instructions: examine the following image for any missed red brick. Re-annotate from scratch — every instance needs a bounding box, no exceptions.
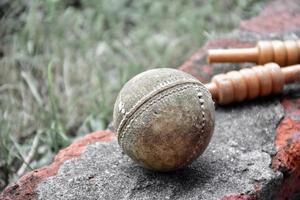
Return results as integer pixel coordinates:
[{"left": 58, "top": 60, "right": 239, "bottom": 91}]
[{"left": 0, "top": 130, "right": 115, "bottom": 200}]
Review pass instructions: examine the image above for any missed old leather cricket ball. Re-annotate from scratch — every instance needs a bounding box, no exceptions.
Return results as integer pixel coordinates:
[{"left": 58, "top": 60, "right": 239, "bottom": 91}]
[{"left": 113, "top": 68, "right": 215, "bottom": 171}]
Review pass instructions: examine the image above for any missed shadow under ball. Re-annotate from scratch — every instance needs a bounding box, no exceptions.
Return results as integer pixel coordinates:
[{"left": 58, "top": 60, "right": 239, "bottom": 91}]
[{"left": 113, "top": 68, "right": 215, "bottom": 172}]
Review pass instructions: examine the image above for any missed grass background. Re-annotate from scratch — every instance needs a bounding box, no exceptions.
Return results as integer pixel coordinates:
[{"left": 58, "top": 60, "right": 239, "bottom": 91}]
[{"left": 0, "top": 0, "right": 266, "bottom": 190}]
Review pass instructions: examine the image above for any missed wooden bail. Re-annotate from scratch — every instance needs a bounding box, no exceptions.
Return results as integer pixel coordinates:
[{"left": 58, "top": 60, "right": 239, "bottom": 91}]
[
  {"left": 208, "top": 40, "right": 300, "bottom": 66},
  {"left": 205, "top": 63, "right": 300, "bottom": 105}
]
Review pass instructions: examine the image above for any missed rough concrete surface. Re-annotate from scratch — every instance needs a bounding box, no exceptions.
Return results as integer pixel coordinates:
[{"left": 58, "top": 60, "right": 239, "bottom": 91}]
[{"left": 36, "top": 101, "right": 284, "bottom": 200}]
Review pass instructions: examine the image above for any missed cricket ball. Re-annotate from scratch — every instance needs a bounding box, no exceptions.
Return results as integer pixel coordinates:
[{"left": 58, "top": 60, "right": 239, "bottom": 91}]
[{"left": 113, "top": 68, "right": 215, "bottom": 171}]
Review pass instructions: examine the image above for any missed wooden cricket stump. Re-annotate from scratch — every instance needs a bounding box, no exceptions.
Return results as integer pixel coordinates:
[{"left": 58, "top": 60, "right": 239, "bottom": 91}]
[
  {"left": 208, "top": 40, "right": 300, "bottom": 66},
  {"left": 205, "top": 63, "right": 300, "bottom": 105}
]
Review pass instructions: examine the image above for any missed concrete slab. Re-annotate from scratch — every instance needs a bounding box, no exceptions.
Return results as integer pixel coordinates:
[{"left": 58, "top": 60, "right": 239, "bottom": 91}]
[{"left": 36, "top": 101, "right": 283, "bottom": 200}]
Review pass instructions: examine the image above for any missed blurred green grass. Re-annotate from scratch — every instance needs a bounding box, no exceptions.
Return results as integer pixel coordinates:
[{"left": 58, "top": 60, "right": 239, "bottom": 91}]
[{"left": 0, "top": 0, "right": 266, "bottom": 190}]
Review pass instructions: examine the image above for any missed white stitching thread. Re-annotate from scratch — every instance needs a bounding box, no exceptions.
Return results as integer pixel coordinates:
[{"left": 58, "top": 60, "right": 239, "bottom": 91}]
[{"left": 116, "top": 75, "right": 202, "bottom": 136}]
